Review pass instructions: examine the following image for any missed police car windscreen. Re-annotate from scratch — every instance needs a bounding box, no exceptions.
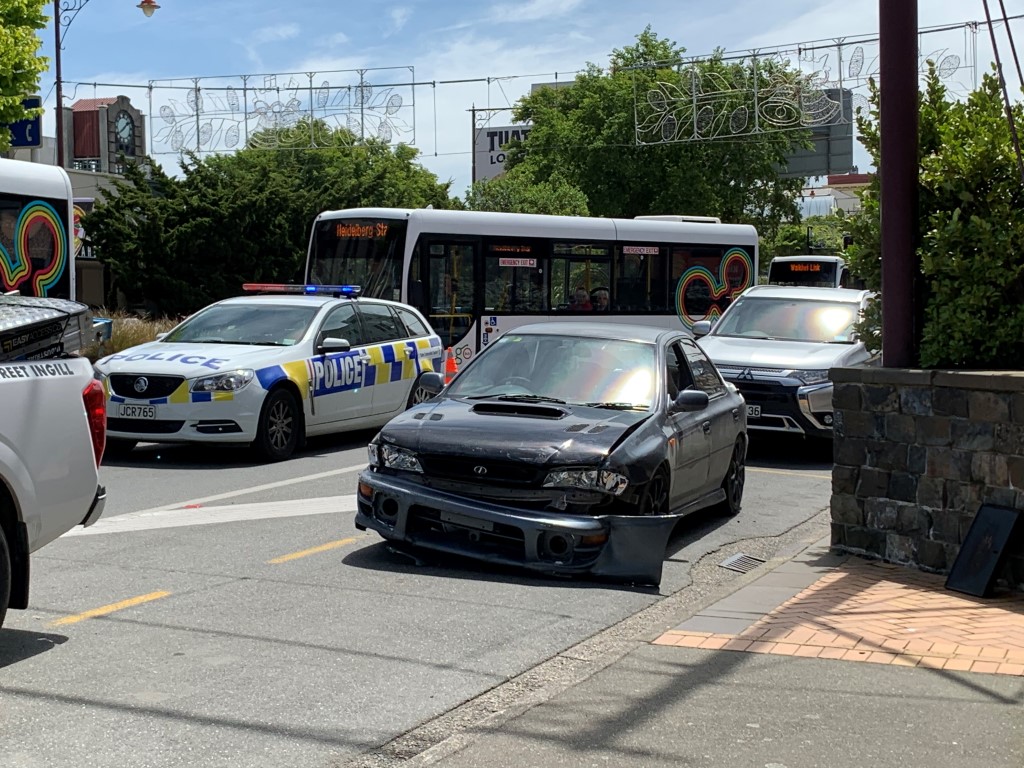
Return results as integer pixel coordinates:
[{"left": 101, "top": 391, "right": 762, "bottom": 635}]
[{"left": 163, "top": 304, "right": 319, "bottom": 346}]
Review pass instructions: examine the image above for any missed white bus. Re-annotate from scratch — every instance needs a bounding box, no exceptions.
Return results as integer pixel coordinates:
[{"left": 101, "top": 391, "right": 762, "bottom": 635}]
[
  {"left": 303, "top": 207, "right": 758, "bottom": 366},
  {"left": 0, "top": 158, "right": 76, "bottom": 300}
]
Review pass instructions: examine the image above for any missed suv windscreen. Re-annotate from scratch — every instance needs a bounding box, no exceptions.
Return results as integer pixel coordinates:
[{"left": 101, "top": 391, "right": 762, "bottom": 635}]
[{"left": 713, "top": 297, "right": 859, "bottom": 343}]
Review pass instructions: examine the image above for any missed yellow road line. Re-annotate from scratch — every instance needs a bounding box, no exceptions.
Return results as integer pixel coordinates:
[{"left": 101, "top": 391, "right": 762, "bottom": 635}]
[
  {"left": 268, "top": 537, "right": 358, "bottom": 564},
  {"left": 749, "top": 467, "right": 832, "bottom": 480},
  {"left": 50, "top": 591, "right": 171, "bottom": 626}
]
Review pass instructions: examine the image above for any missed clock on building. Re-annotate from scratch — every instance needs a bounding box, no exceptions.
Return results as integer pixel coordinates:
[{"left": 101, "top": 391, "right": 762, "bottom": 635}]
[{"left": 114, "top": 110, "right": 136, "bottom": 155}]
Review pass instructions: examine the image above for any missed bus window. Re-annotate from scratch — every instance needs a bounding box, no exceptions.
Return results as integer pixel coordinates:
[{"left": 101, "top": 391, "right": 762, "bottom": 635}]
[
  {"left": 767, "top": 257, "right": 841, "bottom": 288},
  {"left": 309, "top": 217, "right": 407, "bottom": 300},
  {"left": 616, "top": 244, "right": 667, "bottom": 312},
  {"left": 550, "top": 242, "right": 611, "bottom": 311},
  {"left": 485, "top": 240, "right": 545, "bottom": 313}
]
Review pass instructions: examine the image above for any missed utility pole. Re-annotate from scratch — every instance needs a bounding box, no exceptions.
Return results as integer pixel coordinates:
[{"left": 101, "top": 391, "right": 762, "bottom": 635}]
[{"left": 879, "top": 0, "right": 920, "bottom": 368}]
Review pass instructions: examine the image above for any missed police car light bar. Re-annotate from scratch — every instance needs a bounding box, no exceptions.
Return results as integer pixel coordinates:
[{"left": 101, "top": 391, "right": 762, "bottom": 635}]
[{"left": 242, "top": 283, "right": 362, "bottom": 298}]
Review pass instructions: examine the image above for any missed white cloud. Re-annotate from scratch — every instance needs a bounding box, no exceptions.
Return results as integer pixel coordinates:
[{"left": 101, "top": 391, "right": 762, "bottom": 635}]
[
  {"left": 388, "top": 7, "right": 413, "bottom": 36},
  {"left": 488, "top": 0, "right": 586, "bottom": 24}
]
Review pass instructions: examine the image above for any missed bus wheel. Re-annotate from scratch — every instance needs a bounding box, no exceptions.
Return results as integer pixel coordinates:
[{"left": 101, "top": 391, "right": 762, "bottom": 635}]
[
  {"left": 406, "top": 375, "right": 433, "bottom": 408},
  {"left": 254, "top": 389, "right": 301, "bottom": 461}
]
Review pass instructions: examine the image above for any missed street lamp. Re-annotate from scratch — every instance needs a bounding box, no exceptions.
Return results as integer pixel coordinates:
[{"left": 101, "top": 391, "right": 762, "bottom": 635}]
[{"left": 53, "top": 0, "right": 159, "bottom": 168}]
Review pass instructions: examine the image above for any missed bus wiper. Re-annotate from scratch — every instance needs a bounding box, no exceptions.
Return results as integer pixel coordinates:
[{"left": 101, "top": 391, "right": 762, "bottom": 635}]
[{"left": 581, "top": 401, "right": 645, "bottom": 410}]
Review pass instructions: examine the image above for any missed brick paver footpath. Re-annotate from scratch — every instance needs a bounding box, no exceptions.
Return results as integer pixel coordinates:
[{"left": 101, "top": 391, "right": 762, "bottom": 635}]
[{"left": 655, "top": 555, "right": 1024, "bottom": 675}]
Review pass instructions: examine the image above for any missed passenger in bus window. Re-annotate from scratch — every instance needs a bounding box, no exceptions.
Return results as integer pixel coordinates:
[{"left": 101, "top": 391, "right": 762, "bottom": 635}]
[
  {"left": 570, "top": 287, "right": 592, "bottom": 311},
  {"left": 591, "top": 287, "right": 610, "bottom": 312}
]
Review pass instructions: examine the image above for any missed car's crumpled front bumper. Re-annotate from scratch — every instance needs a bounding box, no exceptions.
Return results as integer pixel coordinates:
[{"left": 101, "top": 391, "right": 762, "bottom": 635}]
[{"left": 355, "top": 470, "right": 678, "bottom": 586}]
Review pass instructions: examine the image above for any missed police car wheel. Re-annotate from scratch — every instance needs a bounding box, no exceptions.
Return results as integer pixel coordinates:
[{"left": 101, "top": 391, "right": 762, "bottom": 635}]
[
  {"left": 0, "top": 525, "right": 10, "bottom": 629},
  {"left": 407, "top": 375, "right": 433, "bottom": 408},
  {"left": 255, "top": 389, "right": 300, "bottom": 461}
]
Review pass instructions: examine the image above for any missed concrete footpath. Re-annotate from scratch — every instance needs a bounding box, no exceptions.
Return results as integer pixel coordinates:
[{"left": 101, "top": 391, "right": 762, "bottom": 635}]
[{"left": 416, "top": 539, "right": 1024, "bottom": 768}]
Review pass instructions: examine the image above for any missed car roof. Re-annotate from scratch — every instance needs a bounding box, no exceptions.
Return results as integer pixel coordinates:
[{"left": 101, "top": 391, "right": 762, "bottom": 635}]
[
  {"left": 503, "top": 321, "right": 687, "bottom": 344},
  {"left": 740, "top": 285, "right": 871, "bottom": 302}
]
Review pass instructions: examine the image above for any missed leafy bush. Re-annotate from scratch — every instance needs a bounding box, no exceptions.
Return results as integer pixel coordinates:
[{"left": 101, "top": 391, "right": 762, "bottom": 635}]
[{"left": 845, "top": 65, "right": 1024, "bottom": 368}]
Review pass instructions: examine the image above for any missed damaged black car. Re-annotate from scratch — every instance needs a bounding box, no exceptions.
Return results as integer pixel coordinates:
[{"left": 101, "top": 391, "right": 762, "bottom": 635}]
[{"left": 356, "top": 322, "right": 747, "bottom": 586}]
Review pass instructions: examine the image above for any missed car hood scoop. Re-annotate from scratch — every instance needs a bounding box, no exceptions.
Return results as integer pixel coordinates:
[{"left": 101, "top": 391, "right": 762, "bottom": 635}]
[
  {"left": 381, "top": 397, "right": 649, "bottom": 466},
  {"left": 470, "top": 401, "right": 568, "bottom": 419}
]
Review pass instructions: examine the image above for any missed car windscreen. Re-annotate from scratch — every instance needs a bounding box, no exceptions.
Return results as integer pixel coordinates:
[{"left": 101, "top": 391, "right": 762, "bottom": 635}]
[
  {"left": 713, "top": 297, "right": 859, "bottom": 343},
  {"left": 162, "top": 304, "right": 319, "bottom": 346},
  {"left": 447, "top": 333, "right": 658, "bottom": 409}
]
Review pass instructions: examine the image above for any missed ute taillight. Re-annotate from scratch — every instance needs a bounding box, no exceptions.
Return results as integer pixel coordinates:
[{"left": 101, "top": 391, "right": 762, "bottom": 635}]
[{"left": 83, "top": 379, "right": 107, "bottom": 466}]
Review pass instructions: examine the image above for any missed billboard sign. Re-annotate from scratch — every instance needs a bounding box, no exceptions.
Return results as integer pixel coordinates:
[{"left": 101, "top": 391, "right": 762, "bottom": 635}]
[{"left": 473, "top": 124, "right": 531, "bottom": 182}]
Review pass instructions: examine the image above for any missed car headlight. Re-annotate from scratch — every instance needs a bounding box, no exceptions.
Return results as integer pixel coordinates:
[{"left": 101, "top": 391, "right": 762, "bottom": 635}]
[
  {"left": 789, "top": 369, "right": 831, "bottom": 385},
  {"left": 191, "top": 369, "right": 255, "bottom": 392},
  {"left": 381, "top": 444, "right": 423, "bottom": 473},
  {"left": 543, "top": 469, "right": 629, "bottom": 496}
]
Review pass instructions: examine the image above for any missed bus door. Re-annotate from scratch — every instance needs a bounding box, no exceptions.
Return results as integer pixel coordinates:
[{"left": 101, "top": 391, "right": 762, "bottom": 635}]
[{"left": 409, "top": 236, "right": 480, "bottom": 355}]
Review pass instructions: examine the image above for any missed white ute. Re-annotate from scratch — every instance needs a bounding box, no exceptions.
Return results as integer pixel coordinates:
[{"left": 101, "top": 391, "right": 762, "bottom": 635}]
[{"left": 0, "top": 355, "right": 106, "bottom": 627}]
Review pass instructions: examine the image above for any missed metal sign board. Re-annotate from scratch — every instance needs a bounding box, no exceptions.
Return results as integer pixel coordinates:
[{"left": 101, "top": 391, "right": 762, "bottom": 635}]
[{"left": 8, "top": 96, "right": 43, "bottom": 149}]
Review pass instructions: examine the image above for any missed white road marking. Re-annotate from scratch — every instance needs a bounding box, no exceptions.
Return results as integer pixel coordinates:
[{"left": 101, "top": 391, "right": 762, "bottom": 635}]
[
  {"left": 106, "top": 461, "right": 366, "bottom": 518},
  {"left": 67, "top": 495, "right": 358, "bottom": 536}
]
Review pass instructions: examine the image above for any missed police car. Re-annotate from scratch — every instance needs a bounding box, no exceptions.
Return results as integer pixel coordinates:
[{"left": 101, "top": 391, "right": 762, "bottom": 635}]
[{"left": 93, "top": 284, "right": 444, "bottom": 461}]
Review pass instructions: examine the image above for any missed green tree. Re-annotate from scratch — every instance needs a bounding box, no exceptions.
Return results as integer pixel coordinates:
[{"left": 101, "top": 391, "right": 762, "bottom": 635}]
[
  {"left": 845, "top": 64, "right": 1024, "bottom": 368},
  {"left": 464, "top": 167, "right": 589, "bottom": 215},
  {"left": 0, "top": 0, "right": 48, "bottom": 150},
  {"left": 505, "top": 27, "right": 809, "bottom": 237},
  {"left": 85, "top": 122, "right": 454, "bottom": 315}
]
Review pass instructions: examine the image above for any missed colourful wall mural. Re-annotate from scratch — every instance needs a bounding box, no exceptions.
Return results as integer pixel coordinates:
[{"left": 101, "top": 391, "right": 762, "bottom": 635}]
[{"left": 0, "top": 198, "right": 70, "bottom": 298}]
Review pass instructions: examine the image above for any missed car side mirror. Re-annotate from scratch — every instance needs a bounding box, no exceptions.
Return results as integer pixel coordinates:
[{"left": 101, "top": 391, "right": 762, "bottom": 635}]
[
  {"left": 318, "top": 336, "right": 351, "bottom": 353},
  {"left": 418, "top": 371, "right": 446, "bottom": 396},
  {"left": 671, "top": 389, "right": 710, "bottom": 413},
  {"left": 691, "top": 320, "right": 713, "bottom": 338}
]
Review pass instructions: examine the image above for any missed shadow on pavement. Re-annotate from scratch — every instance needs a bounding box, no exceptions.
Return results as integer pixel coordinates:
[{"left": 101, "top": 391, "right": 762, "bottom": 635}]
[{"left": 0, "top": 628, "right": 67, "bottom": 668}]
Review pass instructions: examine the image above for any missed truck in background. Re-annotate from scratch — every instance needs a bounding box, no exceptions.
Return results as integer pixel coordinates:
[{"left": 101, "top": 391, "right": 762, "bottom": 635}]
[
  {"left": 766, "top": 254, "right": 860, "bottom": 289},
  {"left": 0, "top": 355, "right": 107, "bottom": 627}
]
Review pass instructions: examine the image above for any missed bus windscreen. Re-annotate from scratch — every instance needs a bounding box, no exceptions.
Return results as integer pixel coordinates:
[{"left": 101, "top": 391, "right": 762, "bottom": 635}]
[
  {"left": 307, "top": 218, "right": 407, "bottom": 300},
  {"left": 768, "top": 260, "right": 839, "bottom": 288}
]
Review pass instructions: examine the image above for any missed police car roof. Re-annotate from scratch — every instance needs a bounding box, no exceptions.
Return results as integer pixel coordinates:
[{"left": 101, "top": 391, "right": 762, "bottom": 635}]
[{"left": 216, "top": 294, "right": 385, "bottom": 308}]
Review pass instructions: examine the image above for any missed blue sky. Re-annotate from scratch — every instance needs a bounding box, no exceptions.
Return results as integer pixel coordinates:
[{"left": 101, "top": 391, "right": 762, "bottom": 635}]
[{"left": 33, "top": 0, "right": 1019, "bottom": 195}]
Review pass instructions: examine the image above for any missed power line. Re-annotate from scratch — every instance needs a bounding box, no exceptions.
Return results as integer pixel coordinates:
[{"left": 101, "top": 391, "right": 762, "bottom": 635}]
[{"left": 982, "top": 0, "right": 1024, "bottom": 184}]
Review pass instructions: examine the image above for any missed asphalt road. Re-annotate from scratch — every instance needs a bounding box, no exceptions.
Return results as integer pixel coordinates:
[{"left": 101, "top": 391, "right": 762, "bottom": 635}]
[{"left": 0, "top": 433, "right": 832, "bottom": 768}]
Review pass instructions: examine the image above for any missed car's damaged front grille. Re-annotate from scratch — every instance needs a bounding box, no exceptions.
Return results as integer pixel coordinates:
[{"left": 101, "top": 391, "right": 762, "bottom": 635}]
[
  {"left": 407, "top": 505, "right": 526, "bottom": 560},
  {"left": 419, "top": 454, "right": 544, "bottom": 487}
]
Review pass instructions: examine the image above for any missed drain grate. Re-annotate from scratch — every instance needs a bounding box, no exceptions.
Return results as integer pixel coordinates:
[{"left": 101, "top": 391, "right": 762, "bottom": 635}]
[{"left": 719, "top": 553, "right": 766, "bottom": 573}]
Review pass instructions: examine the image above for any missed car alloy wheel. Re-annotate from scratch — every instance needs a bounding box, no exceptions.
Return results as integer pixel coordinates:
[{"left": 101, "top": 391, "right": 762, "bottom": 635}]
[
  {"left": 256, "top": 389, "right": 300, "bottom": 461},
  {"left": 638, "top": 467, "right": 669, "bottom": 516},
  {"left": 720, "top": 440, "right": 746, "bottom": 516}
]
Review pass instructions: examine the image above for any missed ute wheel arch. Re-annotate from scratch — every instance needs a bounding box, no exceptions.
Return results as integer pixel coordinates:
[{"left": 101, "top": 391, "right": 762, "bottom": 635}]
[{"left": 0, "top": 479, "right": 28, "bottom": 625}]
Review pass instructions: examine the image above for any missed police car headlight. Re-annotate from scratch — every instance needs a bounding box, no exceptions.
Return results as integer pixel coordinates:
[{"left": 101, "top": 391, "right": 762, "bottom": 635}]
[
  {"left": 191, "top": 369, "right": 255, "bottom": 392},
  {"left": 543, "top": 469, "right": 629, "bottom": 496},
  {"left": 381, "top": 444, "right": 423, "bottom": 473},
  {"left": 789, "top": 369, "right": 830, "bottom": 385}
]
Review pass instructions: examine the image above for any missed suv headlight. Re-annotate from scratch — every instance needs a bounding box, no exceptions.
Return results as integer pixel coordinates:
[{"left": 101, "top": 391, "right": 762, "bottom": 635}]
[
  {"left": 543, "top": 469, "right": 629, "bottom": 496},
  {"left": 381, "top": 444, "right": 423, "bottom": 473},
  {"left": 191, "top": 369, "right": 255, "bottom": 392},
  {"left": 789, "top": 369, "right": 830, "bottom": 385}
]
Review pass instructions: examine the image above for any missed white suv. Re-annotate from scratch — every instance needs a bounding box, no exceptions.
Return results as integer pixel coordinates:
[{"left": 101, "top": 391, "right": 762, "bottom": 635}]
[{"left": 693, "top": 285, "right": 876, "bottom": 439}]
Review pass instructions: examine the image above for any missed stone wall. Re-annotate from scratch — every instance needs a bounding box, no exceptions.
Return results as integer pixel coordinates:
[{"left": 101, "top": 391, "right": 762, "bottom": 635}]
[{"left": 830, "top": 368, "right": 1024, "bottom": 590}]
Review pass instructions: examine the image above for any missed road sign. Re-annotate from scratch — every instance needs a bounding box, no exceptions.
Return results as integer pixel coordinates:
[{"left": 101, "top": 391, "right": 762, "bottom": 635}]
[{"left": 8, "top": 96, "right": 43, "bottom": 149}]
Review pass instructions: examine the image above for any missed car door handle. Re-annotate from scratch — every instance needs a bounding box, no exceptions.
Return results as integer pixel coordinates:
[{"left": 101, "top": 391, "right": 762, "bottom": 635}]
[{"left": 702, "top": 421, "right": 712, "bottom": 434}]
